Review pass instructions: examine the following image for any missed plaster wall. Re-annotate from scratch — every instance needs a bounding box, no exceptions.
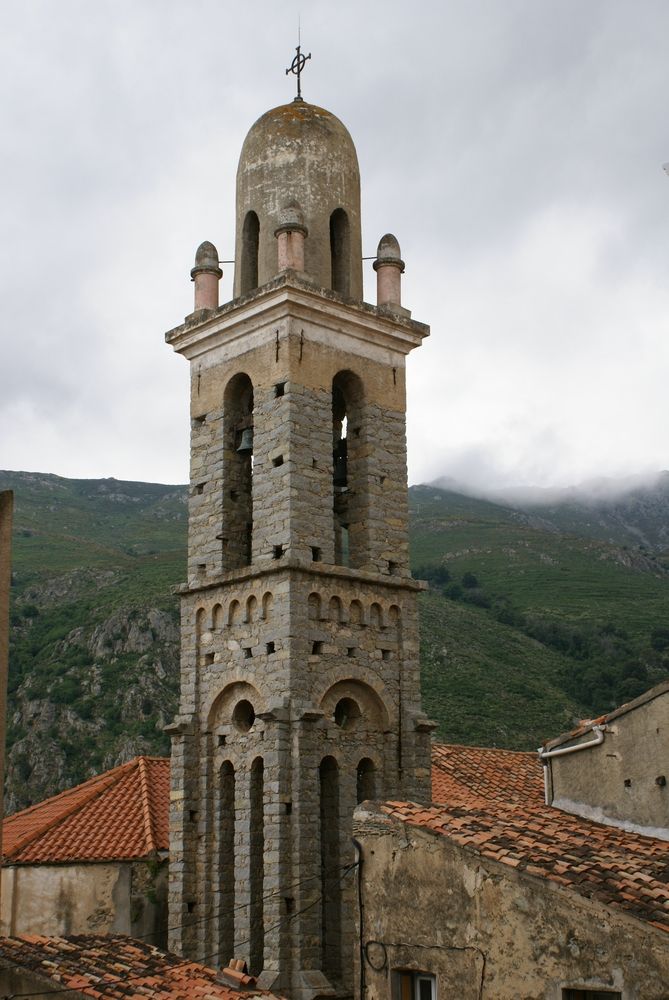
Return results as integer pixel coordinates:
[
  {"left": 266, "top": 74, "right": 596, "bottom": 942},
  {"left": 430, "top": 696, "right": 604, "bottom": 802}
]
[
  {"left": 548, "top": 686, "right": 669, "bottom": 837},
  {"left": 0, "top": 968, "right": 86, "bottom": 1000},
  {"left": 353, "top": 807, "right": 669, "bottom": 1000},
  {"left": 0, "top": 860, "right": 167, "bottom": 944}
]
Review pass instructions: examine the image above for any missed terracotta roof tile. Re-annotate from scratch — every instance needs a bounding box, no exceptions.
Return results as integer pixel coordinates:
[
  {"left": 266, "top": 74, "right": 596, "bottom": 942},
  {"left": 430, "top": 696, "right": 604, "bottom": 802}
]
[
  {"left": 0, "top": 934, "right": 280, "bottom": 1000},
  {"left": 2, "top": 757, "right": 169, "bottom": 864},
  {"left": 379, "top": 742, "right": 669, "bottom": 932}
]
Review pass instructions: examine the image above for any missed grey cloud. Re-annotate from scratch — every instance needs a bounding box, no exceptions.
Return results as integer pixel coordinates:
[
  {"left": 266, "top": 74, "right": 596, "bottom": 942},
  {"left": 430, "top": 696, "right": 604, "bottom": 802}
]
[{"left": 1, "top": 0, "right": 668, "bottom": 491}]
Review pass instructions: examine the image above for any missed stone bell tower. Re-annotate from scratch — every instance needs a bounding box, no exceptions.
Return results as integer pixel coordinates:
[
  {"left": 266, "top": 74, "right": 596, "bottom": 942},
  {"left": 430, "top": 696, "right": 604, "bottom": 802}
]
[{"left": 166, "top": 96, "right": 433, "bottom": 999}]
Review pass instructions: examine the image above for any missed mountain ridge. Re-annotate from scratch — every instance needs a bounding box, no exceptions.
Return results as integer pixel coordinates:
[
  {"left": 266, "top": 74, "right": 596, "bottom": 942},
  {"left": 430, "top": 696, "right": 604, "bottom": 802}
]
[{"left": 2, "top": 469, "right": 667, "bottom": 811}]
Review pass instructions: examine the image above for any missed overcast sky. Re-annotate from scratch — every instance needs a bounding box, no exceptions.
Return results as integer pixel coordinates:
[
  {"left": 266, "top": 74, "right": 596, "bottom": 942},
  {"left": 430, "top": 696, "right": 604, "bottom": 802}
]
[{"left": 1, "top": 1, "right": 668, "bottom": 492}]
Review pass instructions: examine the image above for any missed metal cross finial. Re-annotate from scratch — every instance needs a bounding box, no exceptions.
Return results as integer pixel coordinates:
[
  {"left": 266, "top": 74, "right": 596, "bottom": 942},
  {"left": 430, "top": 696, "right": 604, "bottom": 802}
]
[{"left": 286, "top": 43, "right": 311, "bottom": 101}]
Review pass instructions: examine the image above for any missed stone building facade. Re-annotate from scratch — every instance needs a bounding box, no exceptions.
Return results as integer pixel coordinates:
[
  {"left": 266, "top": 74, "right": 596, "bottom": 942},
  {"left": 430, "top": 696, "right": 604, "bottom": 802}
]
[
  {"left": 354, "top": 743, "right": 669, "bottom": 1000},
  {"left": 165, "top": 99, "right": 433, "bottom": 998}
]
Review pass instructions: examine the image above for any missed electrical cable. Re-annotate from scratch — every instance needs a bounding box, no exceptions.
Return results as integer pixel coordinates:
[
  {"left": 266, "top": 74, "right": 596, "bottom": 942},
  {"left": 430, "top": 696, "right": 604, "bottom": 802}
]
[
  {"left": 0, "top": 863, "right": 359, "bottom": 1000},
  {"left": 115, "top": 860, "right": 354, "bottom": 945}
]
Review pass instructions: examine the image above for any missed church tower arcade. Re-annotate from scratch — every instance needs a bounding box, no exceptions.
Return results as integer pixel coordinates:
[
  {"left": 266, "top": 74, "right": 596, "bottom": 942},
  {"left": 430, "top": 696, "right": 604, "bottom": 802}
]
[{"left": 166, "top": 96, "right": 432, "bottom": 1000}]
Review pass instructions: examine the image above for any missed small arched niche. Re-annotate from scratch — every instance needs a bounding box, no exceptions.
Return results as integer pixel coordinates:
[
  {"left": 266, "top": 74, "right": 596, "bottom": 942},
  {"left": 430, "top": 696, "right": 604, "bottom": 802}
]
[
  {"left": 356, "top": 758, "right": 377, "bottom": 803},
  {"left": 246, "top": 595, "right": 258, "bottom": 623},
  {"left": 330, "top": 208, "right": 350, "bottom": 296},
  {"left": 369, "top": 602, "right": 383, "bottom": 629},
  {"left": 240, "top": 211, "right": 260, "bottom": 294},
  {"left": 308, "top": 592, "right": 322, "bottom": 621},
  {"left": 328, "top": 595, "right": 344, "bottom": 624},
  {"left": 261, "top": 591, "right": 273, "bottom": 620}
]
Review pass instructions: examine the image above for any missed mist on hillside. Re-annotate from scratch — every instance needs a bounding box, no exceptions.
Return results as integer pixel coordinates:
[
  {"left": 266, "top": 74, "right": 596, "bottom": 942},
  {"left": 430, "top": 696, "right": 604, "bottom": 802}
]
[{"left": 429, "top": 469, "right": 669, "bottom": 508}]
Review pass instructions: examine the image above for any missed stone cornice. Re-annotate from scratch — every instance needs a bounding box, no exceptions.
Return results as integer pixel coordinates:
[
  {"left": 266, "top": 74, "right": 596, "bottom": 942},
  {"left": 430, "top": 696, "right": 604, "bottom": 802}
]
[
  {"left": 174, "top": 557, "right": 427, "bottom": 598},
  {"left": 165, "top": 272, "right": 430, "bottom": 362}
]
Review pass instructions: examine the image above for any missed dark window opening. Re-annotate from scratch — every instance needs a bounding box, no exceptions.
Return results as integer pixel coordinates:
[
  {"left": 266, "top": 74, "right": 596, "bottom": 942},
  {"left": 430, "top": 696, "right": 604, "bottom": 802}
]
[
  {"left": 240, "top": 211, "right": 260, "bottom": 294},
  {"left": 381, "top": 649, "right": 391, "bottom": 661},
  {"left": 266, "top": 641, "right": 275, "bottom": 654},
  {"left": 347, "top": 647, "right": 356, "bottom": 658},
  {"left": 195, "top": 482, "right": 205, "bottom": 495},
  {"left": 203, "top": 652, "right": 215, "bottom": 666},
  {"left": 274, "top": 382, "right": 286, "bottom": 397},
  {"left": 217, "top": 734, "right": 227, "bottom": 747},
  {"left": 563, "top": 991, "right": 622, "bottom": 1000},
  {"left": 187, "top": 901, "right": 196, "bottom": 914},
  {"left": 312, "top": 546, "right": 322, "bottom": 562},
  {"left": 332, "top": 370, "right": 366, "bottom": 568},
  {"left": 244, "top": 646, "right": 253, "bottom": 659},
  {"left": 189, "top": 810, "right": 198, "bottom": 823},
  {"left": 232, "top": 699, "right": 255, "bottom": 732},
  {"left": 312, "top": 641, "right": 323, "bottom": 655},
  {"left": 356, "top": 758, "right": 376, "bottom": 803},
  {"left": 223, "top": 373, "right": 254, "bottom": 570},
  {"left": 272, "top": 455, "right": 284, "bottom": 467},
  {"left": 249, "top": 758, "right": 264, "bottom": 974},
  {"left": 273, "top": 544, "right": 284, "bottom": 559},
  {"left": 330, "top": 208, "right": 351, "bottom": 296},
  {"left": 320, "top": 757, "right": 341, "bottom": 982},
  {"left": 219, "top": 762, "right": 235, "bottom": 965},
  {"left": 334, "top": 697, "right": 361, "bottom": 729}
]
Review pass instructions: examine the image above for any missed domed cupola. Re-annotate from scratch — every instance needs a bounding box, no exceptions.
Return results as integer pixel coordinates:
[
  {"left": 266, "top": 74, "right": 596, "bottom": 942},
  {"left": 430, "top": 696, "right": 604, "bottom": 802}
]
[{"left": 233, "top": 100, "right": 363, "bottom": 300}]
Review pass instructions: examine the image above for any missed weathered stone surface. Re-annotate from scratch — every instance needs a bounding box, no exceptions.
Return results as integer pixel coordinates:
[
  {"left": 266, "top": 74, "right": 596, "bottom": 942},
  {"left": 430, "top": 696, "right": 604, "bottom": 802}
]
[{"left": 167, "top": 95, "right": 430, "bottom": 1000}]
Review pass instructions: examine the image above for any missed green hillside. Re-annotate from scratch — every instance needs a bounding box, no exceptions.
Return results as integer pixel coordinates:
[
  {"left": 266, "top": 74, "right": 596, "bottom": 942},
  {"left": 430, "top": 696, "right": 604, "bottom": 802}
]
[
  {"left": 410, "top": 483, "right": 669, "bottom": 728},
  {"left": 1, "top": 470, "right": 668, "bottom": 810}
]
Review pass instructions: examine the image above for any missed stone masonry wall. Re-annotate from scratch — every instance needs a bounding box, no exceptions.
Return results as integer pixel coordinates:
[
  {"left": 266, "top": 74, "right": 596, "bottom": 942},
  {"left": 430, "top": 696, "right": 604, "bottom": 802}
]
[
  {"left": 353, "top": 805, "right": 669, "bottom": 1000},
  {"left": 168, "top": 280, "right": 431, "bottom": 1000}
]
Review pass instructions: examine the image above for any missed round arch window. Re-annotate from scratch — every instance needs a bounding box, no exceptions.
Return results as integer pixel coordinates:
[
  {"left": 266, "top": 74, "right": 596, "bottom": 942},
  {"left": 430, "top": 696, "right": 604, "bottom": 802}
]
[
  {"left": 333, "top": 697, "right": 361, "bottom": 730},
  {"left": 232, "top": 699, "right": 256, "bottom": 732}
]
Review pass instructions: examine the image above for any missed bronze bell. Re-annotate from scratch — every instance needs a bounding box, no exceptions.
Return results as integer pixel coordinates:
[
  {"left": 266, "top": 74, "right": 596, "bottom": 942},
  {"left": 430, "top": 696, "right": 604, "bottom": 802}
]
[{"left": 237, "top": 428, "right": 254, "bottom": 454}]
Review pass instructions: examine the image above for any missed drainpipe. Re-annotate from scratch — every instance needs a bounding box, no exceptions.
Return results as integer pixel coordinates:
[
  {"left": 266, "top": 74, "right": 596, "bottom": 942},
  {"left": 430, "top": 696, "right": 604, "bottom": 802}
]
[
  {"left": 538, "top": 724, "right": 606, "bottom": 805},
  {"left": 352, "top": 837, "right": 365, "bottom": 1000}
]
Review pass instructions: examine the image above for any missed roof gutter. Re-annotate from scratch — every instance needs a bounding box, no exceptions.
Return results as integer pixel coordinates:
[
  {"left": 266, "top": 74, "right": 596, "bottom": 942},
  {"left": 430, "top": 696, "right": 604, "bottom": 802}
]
[{"left": 538, "top": 724, "right": 606, "bottom": 805}]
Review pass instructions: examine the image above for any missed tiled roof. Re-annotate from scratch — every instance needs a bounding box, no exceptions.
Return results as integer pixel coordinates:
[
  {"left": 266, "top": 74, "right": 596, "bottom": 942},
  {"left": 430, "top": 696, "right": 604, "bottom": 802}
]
[
  {"left": 0, "top": 934, "right": 277, "bottom": 1000},
  {"left": 385, "top": 743, "right": 669, "bottom": 933},
  {"left": 2, "top": 757, "right": 169, "bottom": 864},
  {"left": 431, "top": 742, "right": 543, "bottom": 804}
]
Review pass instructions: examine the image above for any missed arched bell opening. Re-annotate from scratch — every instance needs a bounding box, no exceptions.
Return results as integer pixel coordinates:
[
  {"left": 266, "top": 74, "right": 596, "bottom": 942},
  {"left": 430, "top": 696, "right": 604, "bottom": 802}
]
[
  {"left": 223, "top": 373, "right": 254, "bottom": 569},
  {"left": 240, "top": 211, "right": 260, "bottom": 294},
  {"left": 330, "top": 208, "right": 350, "bottom": 296},
  {"left": 332, "top": 370, "right": 368, "bottom": 568}
]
